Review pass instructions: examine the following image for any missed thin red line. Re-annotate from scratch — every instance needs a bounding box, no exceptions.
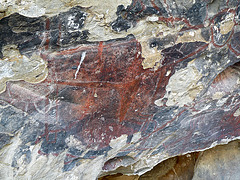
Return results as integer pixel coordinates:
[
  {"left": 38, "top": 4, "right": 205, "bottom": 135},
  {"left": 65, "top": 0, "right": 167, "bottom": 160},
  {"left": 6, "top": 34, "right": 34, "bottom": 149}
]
[
  {"left": 211, "top": 28, "right": 234, "bottom": 48},
  {"left": 150, "top": 0, "right": 161, "bottom": 14},
  {"left": 174, "top": 43, "right": 209, "bottom": 65},
  {"left": 228, "top": 43, "right": 240, "bottom": 56}
]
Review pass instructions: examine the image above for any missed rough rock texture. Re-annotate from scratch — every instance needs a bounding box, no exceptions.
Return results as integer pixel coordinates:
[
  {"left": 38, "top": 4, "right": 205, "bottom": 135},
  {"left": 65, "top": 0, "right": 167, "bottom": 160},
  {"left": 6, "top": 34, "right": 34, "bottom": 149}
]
[
  {"left": 99, "top": 140, "right": 240, "bottom": 180},
  {"left": 193, "top": 140, "right": 240, "bottom": 180},
  {"left": 0, "top": 0, "right": 240, "bottom": 179}
]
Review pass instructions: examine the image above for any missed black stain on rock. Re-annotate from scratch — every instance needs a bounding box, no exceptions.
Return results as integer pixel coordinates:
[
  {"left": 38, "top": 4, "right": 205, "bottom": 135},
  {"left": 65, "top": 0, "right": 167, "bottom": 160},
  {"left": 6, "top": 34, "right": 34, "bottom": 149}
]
[
  {"left": 0, "top": 6, "right": 88, "bottom": 56},
  {"left": 111, "top": 0, "right": 167, "bottom": 32},
  {"left": 185, "top": 2, "right": 207, "bottom": 26}
]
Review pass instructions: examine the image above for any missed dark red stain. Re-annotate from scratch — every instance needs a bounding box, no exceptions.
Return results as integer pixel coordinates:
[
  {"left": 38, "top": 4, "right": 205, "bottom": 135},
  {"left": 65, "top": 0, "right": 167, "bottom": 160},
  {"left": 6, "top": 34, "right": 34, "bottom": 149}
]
[
  {"left": 33, "top": 35, "right": 211, "bottom": 150},
  {"left": 4, "top": 31, "right": 240, "bottom": 152},
  {"left": 35, "top": 37, "right": 148, "bottom": 148},
  {"left": 44, "top": 18, "right": 51, "bottom": 50}
]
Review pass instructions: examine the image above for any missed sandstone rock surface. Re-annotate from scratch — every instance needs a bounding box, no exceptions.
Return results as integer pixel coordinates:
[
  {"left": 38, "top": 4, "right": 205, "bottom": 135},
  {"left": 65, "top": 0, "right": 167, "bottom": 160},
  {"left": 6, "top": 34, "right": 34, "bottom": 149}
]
[{"left": 0, "top": 0, "right": 240, "bottom": 179}]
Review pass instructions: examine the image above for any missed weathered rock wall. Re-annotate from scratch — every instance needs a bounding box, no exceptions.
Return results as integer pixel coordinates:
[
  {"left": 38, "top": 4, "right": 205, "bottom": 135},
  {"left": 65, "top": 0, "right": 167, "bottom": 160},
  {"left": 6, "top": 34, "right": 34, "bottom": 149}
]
[{"left": 0, "top": 0, "right": 240, "bottom": 179}]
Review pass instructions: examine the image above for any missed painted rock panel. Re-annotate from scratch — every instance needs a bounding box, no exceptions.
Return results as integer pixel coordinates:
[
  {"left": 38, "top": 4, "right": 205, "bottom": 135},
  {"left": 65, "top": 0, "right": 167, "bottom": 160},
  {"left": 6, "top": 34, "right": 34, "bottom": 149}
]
[{"left": 0, "top": 0, "right": 240, "bottom": 179}]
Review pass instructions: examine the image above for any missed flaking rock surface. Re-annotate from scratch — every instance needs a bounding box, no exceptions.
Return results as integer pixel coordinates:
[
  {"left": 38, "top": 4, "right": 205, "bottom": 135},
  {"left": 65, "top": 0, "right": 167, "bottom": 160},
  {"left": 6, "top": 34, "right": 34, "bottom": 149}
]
[{"left": 0, "top": 0, "right": 240, "bottom": 179}]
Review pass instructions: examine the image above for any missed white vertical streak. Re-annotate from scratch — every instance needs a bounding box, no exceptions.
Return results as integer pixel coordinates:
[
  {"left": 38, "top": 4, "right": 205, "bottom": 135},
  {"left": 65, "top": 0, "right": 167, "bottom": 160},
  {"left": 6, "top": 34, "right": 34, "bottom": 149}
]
[{"left": 74, "top": 51, "right": 86, "bottom": 79}]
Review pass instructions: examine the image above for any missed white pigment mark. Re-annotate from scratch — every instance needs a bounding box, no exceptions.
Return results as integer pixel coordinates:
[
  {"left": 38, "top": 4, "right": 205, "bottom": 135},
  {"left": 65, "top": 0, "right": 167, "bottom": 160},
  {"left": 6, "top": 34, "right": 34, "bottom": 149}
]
[{"left": 74, "top": 51, "right": 86, "bottom": 79}]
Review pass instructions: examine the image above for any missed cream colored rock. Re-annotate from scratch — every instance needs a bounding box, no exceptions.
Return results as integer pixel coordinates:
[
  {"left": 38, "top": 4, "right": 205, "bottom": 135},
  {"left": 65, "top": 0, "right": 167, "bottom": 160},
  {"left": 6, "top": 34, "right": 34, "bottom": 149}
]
[
  {"left": 0, "top": 45, "right": 48, "bottom": 94},
  {"left": 176, "top": 29, "right": 208, "bottom": 44},
  {"left": 219, "top": 13, "right": 235, "bottom": 34},
  {"left": 163, "top": 61, "right": 203, "bottom": 107},
  {"left": 233, "top": 107, "right": 240, "bottom": 117},
  {"left": 0, "top": 0, "right": 131, "bottom": 18}
]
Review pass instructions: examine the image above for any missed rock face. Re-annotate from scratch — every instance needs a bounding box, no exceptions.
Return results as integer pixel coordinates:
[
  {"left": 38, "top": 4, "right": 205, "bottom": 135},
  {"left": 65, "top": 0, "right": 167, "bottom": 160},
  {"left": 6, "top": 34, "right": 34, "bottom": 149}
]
[
  {"left": 0, "top": 0, "right": 240, "bottom": 179},
  {"left": 193, "top": 140, "right": 240, "bottom": 180},
  {"left": 100, "top": 140, "right": 240, "bottom": 180}
]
